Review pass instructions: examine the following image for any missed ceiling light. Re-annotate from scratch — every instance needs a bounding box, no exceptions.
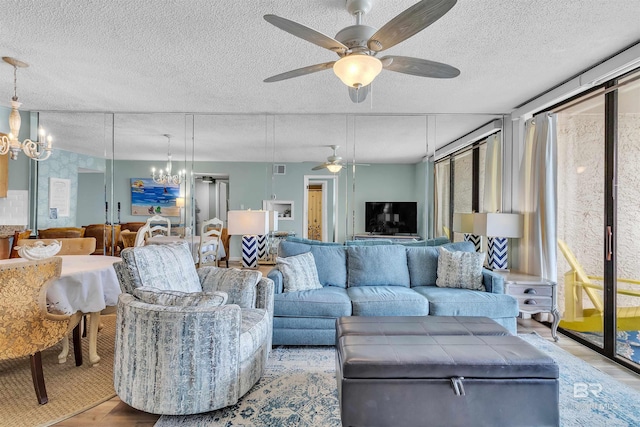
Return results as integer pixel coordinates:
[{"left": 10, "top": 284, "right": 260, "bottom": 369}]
[
  {"left": 151, "top": 134, "right": 185, "bottom": 185},
  {"left": 326, "top": 164, "right": 343, "bottom": 173},
  {"left": 0, "top": 57, "right": 52, "bottom": 161},
  {"left": 333, "top": 53, "right": 382, "bottom": 88}
]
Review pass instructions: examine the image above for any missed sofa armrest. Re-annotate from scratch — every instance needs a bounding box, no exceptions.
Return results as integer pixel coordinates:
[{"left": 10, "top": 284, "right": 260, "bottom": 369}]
[
  {"left": 482, "top": 269, "right": 505, "bottom": 294},
  {"left": 267, "top": 268, "right": 284, "bottom": 294},
  {"left": 255, "top": 277, "right": 274, "bottom": 316}
]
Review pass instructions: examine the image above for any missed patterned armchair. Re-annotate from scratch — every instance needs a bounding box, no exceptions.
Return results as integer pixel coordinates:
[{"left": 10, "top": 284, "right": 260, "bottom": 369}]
[
  {"left": 0, "top": 258, "right": 82, "bottom": 404},
  {"left": 112, "top": 242, "right": 274, "bottom": 415}
]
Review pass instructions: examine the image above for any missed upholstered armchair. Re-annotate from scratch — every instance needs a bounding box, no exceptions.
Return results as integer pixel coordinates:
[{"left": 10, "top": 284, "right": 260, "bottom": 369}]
[
  {"left": 0, "top": 258, "right": 82, "bottom": 404},
  {"left": 112, "top": 242, "right": 274, "bottom": 415}
]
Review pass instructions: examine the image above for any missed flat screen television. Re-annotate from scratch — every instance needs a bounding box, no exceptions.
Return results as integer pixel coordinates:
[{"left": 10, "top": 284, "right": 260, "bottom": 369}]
[{"left": 365, "top": 202, "right": 418, "bottom": 235}]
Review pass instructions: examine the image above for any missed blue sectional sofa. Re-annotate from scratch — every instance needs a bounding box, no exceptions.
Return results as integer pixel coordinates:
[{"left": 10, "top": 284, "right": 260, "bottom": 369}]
[{"left": 267, "top": 239, "right": 519, "bottom": 345}]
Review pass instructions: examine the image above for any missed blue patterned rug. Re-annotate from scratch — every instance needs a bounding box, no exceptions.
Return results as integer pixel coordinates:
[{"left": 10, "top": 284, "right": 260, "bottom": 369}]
[{"left": 156, "top": 334, "right": 640, "bottom": 427}]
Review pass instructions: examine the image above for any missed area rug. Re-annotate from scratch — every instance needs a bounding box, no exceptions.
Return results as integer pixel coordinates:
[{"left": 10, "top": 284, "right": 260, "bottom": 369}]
[
  {"left": 0, "top": 315, "right": 117, "bottom": 427},
  {"left": 156, "top": 334, "right": 640, "bottom": 427}
]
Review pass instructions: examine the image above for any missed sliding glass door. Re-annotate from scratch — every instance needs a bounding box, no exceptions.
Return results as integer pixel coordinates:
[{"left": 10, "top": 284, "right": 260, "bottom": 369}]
[{"left": 556, "top": 69, "right": 640, "bottom": 370}]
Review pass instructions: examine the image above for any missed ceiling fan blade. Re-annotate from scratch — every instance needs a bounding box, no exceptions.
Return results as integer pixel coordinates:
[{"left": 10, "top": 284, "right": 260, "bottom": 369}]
[
  {"left": 367, "top": 0, "right": 457, "bottom": 52},
  {"left": 381, "top": 55, "right": 460, "bottom": 78},
  {"left": 264, "top": 14, "right": 348, "bottom": 53},
  {"left": 312, "top": 163, "right": 329, "bottom": 171},
  {"left": 348, "top": 84, "right": 370, "bottom": 103},
  {"left": 264, "top": 61, "right": 336, "bottom": 83}
]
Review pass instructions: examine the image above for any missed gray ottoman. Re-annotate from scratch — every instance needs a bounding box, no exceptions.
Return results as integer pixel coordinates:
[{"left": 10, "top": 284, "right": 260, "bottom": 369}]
[{"left": 336, "top": 321, "right": 559, "bottom": 427}]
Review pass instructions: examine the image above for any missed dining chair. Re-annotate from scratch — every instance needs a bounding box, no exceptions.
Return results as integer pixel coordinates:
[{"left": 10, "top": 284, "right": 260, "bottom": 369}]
[
  {"left": 218, "top": 227, "right": 230, "bottom": 268},
  {"left": 10, "top": 229, "right": 31, "bottom": 258},
  {"left": 198, "top": 218, "right": 223, "bottom": 267},
  {"left": 38, "top": 227, "right": 86, "bottom": 239},
  {"left": 120, "top": 230, "right": 138, "bottom": 249},
  {"left": 17, "top": 238, "right": 97, "bottom": 256},
  {"left": 145, "top": 215, "right": 171, "bottom": 238},
  {"left": 134, "top": 224, "right": 150, "bottom": 247},
  {"left": 0, "top": 257, "right": 83, "bottom": 404},
  {"left": 558, "top": 239, "right": 640, "bottom": 332}
]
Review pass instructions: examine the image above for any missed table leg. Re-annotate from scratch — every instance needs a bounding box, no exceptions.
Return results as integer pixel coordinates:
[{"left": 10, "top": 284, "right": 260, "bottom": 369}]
[
  {"left": 551, "top": 308, "right": 561, "bottom": 342},
  {"left": 88, "top": 311, "right": 101, "bottom": 366}
]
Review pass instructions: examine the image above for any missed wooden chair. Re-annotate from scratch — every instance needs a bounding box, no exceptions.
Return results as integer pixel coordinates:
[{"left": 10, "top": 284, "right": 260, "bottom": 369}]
[
  {"left": 0, "top": 258, "right": 83, "bottom": 404},
  {"left": 10, "top": 229, "right": 32, "bottom": 258},
  {"left": 120, "top": 222, "right": 146, "bottom": 232},
  {"left": 17, "top": 238, "right": 97, "bottom": 256},
  {"left": 134, "top": 224, "right": 150, "bottom": 247},
  {"left": 38, "top": 227, "right": 86, "bottom": 239},
  {"left": 558, "top": 239, "right": 640, "bottom": 332},
  {"left": 83, "top": 224, "right": 121, "bottom": 255},
  {"left": 218, "top": 227, "right": 230, "bottom": 268},
  {"left": 198, "top": 218, "right": 223, "bottom": 267},
  {"left": 145, "top": 215, "right": 171, "bottom": 238},
  {"left": 120, "top": 230, "right": 138, "bottom": 249}
]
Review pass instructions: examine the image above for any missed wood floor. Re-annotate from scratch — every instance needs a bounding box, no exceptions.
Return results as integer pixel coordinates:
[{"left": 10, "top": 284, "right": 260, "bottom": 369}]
[{"left": 54, "top": 319, "right": 640, "bottom": 426}]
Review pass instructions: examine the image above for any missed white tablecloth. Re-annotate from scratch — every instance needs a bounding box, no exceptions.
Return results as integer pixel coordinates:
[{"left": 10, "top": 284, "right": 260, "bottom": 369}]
[
  {"left": 146, "top": 235, "right": 226, "bottom": 261},
  {"left": 0, "top": 255, "right": 121, "bottom": 315}
]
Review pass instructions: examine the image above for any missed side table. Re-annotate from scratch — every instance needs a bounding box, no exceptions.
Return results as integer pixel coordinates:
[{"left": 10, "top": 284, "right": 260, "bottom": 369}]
[{"left": 499, "top": 271, "right": 561, "bottom": 341}]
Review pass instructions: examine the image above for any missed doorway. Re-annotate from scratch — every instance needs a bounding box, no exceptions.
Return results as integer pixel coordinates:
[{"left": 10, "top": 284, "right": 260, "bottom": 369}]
[
  {"left": 193, "top": 174, "right": 229, "bottom": 235},
  {"left": 303, "top": 175, "right": 338, "bottom": 242}
]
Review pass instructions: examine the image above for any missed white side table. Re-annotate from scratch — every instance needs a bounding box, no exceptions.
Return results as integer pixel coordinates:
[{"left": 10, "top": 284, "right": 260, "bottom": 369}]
[{"left": 500, "top": 271, "right": 561, "bottom": 341}]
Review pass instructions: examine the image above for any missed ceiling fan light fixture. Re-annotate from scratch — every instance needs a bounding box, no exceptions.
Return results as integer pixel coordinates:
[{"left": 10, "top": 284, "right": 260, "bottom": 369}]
[
  {"left": 326, "top": 164, "right": 343, "bottom": 173},
  {"left": 333, "top": 53, "right": 382, "bottom": 88}
]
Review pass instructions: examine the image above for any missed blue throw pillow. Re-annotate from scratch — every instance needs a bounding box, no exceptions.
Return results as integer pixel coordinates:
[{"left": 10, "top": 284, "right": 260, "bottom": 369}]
[
  {"left": 310, "top": 245, "right": 347, "bottom": 288},
  {"left": 347, "top": 245, "right": 410, "bottom": 287}
]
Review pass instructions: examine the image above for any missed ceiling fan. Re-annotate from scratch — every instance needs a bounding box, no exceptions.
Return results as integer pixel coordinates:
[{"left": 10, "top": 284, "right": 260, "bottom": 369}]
[
  {"left": 263, "top": 0, "right": 460, "bottom": 103},
  {"left": 312, "top": 145, "right": 369, "bottom": 173}
]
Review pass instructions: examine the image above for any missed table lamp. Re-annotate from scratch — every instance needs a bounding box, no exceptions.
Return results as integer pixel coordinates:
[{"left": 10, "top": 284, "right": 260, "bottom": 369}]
[
  {"left": 453, "top": 212, "right": 481, "bottom": 252},
  {"left": 228, "top": 210, "right": 270, "bottom": 268},
  {"left": 473, "top": 213, "right": 522, "bottom": 271}
]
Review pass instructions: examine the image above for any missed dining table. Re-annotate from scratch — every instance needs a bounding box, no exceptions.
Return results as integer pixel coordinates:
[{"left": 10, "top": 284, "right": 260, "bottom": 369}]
[{"left": 0, "top": 255, "right": 121, "bottom": 366}]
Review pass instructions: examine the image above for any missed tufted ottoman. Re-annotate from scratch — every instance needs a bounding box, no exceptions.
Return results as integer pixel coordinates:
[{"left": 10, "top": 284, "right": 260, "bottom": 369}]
[{"left": 335, "top": 317, "right": 559, "bottom": 427}]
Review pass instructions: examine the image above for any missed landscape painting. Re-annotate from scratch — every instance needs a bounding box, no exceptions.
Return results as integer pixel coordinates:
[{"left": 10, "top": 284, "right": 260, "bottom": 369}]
[{"left": 131, "top": 178, "right": 180, "bottom": 216}]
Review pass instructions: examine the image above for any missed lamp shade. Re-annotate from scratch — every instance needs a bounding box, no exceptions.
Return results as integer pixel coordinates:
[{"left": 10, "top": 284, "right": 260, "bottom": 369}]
[
  {"left": 175, "top": 197, "right": 185, "bottom": 208},
  {"left": 333, "top": 54, "right": 382, "bottom": 88},
  {"left": 452, "top": 213, "right": 475, "bottom": 233},
  {"left": 473, "top": 213, "right": 522, "bottom": 238},
  {"left": 268, "top": 210, "right": 279, "bottom": 232},
  {"left": 228, "top": 210, "right": 269, "bottom": 236}
]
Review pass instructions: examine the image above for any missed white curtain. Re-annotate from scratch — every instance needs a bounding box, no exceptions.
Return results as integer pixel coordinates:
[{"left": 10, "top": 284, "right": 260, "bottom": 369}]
[
  {"left": 483, "top": 132, "right": 502, "bottom": 212},
  {"left": 435, "top": 162, "right": 450, "bottom": 238},
  {"left": 518, "top": 113, "right": 558, "bottom": 281}
]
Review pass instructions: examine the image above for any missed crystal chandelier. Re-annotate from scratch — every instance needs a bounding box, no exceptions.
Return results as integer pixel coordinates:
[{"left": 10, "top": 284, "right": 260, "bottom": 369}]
[
  {"left": 0, "top": 57, "right": 52, "bottom": 161},
  {"left": 151, "top": 134, "right": 185, "bottom": 185}
]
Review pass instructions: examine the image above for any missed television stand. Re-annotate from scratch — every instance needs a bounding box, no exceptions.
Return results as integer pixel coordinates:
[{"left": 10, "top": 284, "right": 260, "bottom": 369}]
[{"left": 354, "top": 234, "right": 421, "bottom": 242}]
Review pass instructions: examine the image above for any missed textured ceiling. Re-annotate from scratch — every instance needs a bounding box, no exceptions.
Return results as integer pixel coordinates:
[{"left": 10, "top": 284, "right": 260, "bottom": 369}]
[{"left": 2, "top": 0, "right": 639, "bottom": 163}]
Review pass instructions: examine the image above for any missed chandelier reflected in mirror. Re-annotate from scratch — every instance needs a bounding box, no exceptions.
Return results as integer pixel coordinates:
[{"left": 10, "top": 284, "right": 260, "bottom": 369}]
[
  {"left": 151, "top": 134, "right": 185, "bottom": 185},
  {"left": 0, "top": 57, "right": 52, "bottom": 161}
]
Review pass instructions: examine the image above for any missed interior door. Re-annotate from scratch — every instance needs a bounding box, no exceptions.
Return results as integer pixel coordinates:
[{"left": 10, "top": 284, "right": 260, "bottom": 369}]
[{"left": 307, "top": 184, "right": 323, "bottom": 241}]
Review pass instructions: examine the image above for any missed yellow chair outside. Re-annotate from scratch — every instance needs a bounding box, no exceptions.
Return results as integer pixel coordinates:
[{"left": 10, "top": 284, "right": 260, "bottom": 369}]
[{"left": 558, "top": 239, "right": 640, "bottom": 332}]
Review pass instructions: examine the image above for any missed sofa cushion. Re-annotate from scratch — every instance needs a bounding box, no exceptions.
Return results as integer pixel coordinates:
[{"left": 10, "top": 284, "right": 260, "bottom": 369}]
[
  {"left": 286, "top": 236, "right": 342, "bottom": 246},
  {"left": 279, "top": 240, "right": 311, "bottom": 257},
  {"left": 406, "top": 246, "right": 439, "bottom": 287},
  {"left": 133, "top": 286, "right": 228, "bottom": 307},
  {"left": 436, "top": 247, "right": 486, "bottom": 291},
  {"left": 197, "top": 267, "right": 261, "bottom": 308},
  {"left": 347, "top": 245, "right": 410, "bottom": 287},
  {"left": 412, "top": 286, "right": 519, "bottom": 318},
  {"left": 277, "top": 252, "right": 323, "bottom": 293},
  {"left": 347, "top": 286, "right": 429, "bottom": 316},
  {"left": 120, "top": 242, "right": 202, "bottom": 293},
  {"left": 310, "top": 245, "right": 347, "bottom": 288},
  {"left": 274, "top": 286, "right": 352, "bottom": 318}
]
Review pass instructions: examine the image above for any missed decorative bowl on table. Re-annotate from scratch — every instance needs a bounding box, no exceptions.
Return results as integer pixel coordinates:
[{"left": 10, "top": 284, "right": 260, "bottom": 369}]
[{"left": 15, "top": 240, "right": 62, "bottom": 260}]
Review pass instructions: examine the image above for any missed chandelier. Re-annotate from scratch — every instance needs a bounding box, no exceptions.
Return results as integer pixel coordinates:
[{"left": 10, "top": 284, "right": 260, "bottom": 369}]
[
  {"left": 0, "top": 57, "right": 52, "bottom": 161},
  {"left": 151, "top": 134, "right": 185, "bottom": 185}
]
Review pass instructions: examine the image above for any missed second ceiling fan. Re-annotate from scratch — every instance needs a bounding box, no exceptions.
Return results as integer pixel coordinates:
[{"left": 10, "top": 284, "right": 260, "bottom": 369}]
[{"left": 263, "top": 0, "right": 461, "bottom": 103}]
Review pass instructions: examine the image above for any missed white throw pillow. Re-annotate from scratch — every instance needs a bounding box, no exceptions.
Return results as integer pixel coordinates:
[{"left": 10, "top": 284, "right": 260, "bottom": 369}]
[
  {"left": 436, "top": 247, "right": 486, "bottom": 291},
  {"left": 276, "top": 252, "right": 323, "bottom": 293}
]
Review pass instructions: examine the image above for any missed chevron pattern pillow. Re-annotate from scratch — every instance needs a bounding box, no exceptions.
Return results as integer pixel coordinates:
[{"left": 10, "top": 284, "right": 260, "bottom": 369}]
[
  {"left": 276, "top": 252, "right": 323, "bottom": 293},
  {"left": 436, "top": 247, "right": 486, "bottom": 291}
]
